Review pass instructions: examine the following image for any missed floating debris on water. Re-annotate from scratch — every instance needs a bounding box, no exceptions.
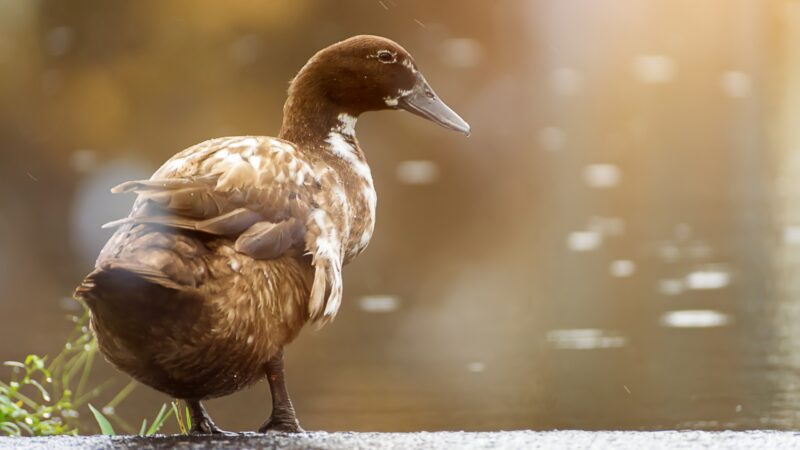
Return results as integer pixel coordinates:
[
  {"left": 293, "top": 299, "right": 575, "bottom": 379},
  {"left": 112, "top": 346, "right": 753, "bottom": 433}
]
[
  {"left": 547, "top": 329, "right": 627, "bottom": 350},
  {"left": 660, "top": 309, "right": 731, "bottom": 328}
]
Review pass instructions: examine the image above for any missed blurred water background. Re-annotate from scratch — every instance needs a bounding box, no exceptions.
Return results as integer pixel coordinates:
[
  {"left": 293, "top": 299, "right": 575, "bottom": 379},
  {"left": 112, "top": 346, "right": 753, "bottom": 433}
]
[{"left": 2, "top": 0, "right": 800, "bottom": 432}]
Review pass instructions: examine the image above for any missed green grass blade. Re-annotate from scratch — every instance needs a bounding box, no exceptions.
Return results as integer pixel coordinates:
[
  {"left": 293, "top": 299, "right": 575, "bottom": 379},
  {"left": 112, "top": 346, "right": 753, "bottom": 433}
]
[
  {"left": 88, "top": 403, "right": 115, "bottom": 435},
  {"left": 171, "top": 401, "right": 185, "bottom": 435},
  {"left": 139, "top": 419, "right": 147, "bottom": 436},
  {"left": 75, "top": 345, "right": 95, "bottom": 398},
  {"left": 104, "top": 380, "right": 137, "bottom": 409},
  {"left": 146, "top": 403, "right": 173, "bottom": 436},
  {"left": 1, "top": 422, "right": 21, "bottom": 436}
]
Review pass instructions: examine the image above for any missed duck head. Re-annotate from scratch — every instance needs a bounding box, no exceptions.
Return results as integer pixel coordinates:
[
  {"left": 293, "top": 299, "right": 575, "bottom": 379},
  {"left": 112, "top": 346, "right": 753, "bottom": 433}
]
[{"left": 282, "top": 35, "right": 470, "bottom": 140}]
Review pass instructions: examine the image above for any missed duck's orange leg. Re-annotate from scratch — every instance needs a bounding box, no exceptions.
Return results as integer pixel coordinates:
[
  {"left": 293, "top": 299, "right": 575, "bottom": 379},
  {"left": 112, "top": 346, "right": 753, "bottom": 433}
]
[{"left": 258, "top": 349, "right": 304, "bottom": 433}]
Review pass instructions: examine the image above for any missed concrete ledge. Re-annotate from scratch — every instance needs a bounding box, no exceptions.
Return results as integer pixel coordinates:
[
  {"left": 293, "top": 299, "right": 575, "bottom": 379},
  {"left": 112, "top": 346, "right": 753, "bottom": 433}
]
[{"left": 1, "top": 430, "right": 798, "bottom": 450}]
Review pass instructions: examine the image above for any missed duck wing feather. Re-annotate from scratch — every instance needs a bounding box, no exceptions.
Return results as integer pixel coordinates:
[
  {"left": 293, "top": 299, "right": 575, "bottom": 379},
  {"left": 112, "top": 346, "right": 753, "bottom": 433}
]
[{"left": 101, "top": 136, "right": 346, "bottom": 323}]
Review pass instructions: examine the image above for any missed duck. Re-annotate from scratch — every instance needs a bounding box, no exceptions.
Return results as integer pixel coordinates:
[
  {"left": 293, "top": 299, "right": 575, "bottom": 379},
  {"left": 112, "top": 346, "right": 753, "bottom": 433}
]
[{"left": 74, "top": 35, "right": 469, "bottom": 435}]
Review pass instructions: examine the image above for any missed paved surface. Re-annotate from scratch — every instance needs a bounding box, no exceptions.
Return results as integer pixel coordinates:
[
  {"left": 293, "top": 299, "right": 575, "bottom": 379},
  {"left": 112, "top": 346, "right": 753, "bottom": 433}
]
[{"left": 1, "top": 431, "right": 799, "bottom": 449}]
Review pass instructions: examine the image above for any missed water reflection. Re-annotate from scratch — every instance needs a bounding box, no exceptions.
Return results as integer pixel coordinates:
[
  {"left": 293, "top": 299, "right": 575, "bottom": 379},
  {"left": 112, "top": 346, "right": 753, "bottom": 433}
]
[
  {"left": 547, "top": 329, "right": 627, "bottom": 350},
  {"left": 685, "top": 267, "right": 732, "bottom": 291},
  {"left": 659, "top": 310, "right": 731, "bottom": 328}
]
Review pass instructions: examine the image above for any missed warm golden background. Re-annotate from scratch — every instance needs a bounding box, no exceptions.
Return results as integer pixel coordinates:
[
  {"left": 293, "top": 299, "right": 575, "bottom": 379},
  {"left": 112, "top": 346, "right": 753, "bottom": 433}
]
[{"left": 2, "top": 0, "right": 800, "bottom": 433}]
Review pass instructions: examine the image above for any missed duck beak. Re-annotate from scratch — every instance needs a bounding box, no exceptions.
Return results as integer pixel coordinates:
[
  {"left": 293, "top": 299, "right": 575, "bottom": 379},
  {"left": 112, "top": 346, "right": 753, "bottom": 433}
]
[{"left": 397, "top": 73, "right": 471, "bottom": 136}]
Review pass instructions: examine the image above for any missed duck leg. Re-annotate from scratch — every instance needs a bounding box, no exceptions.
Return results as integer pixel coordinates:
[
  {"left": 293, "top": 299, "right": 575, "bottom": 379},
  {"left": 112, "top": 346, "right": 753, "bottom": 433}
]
[
  {"left": 258, "top": 349, "right": 303, "bottom": 433},
  {"left": 187, "top": 400, "right": 232, "bottom": 435}
]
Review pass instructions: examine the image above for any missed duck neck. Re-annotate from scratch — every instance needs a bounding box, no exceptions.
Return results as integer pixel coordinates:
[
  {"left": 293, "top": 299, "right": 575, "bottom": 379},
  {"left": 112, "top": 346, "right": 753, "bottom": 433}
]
[{"left": 278, "top": 87, "right": 361, "bottom": 154}]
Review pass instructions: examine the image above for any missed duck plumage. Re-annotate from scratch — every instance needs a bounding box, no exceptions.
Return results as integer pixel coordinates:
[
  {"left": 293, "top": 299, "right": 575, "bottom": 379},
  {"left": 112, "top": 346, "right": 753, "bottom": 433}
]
[{"left": 74, "top": 35, "right": 469, "bottom": 434}]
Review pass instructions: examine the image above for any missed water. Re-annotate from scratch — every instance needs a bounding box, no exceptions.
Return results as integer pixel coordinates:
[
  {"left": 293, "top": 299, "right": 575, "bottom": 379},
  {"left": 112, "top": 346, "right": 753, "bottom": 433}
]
[{"left": 1, "top": 0, "right": 800, "bottom": 434}]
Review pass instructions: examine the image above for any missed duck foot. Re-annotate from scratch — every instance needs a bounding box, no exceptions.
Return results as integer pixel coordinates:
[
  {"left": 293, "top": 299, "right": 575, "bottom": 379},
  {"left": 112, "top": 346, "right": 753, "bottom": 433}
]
[
  {"left": 186, "top": 399, "right": 237, "bottom": 436},
  {"left": 258, "top": 415, "right": 304, "bottom": 433},
  {"left": 189, "top": 417, "right": 236, "bottom": 436}
]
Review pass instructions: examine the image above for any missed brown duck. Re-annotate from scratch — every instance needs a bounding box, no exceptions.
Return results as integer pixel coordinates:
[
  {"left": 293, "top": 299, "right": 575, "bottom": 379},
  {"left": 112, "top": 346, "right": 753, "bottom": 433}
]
[{"left": 75, "top": 35, "right": 469, "bottom": 434}]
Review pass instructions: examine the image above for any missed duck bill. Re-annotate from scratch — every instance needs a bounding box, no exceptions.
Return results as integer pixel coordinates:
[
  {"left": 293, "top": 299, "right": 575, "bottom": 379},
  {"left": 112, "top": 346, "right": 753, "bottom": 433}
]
[{"left": 398, "top": 73, "right": 471, "bottom": 136}]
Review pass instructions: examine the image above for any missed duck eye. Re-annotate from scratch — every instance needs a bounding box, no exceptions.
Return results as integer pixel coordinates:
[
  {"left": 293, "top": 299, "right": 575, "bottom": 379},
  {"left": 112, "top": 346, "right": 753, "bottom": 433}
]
[{"left": 376, "top": 50, "right": 396, "bottom": 63}]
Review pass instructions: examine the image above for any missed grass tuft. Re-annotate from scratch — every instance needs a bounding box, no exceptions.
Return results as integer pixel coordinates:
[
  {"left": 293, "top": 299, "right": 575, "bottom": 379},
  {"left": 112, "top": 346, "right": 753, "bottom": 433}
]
[{"left": 1, "top": 305, "right": 192, "bottom": 436}]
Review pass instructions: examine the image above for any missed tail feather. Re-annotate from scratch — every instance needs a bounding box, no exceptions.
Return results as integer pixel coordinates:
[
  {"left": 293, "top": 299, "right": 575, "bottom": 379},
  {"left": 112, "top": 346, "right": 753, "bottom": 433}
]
[{"left": 75, "top": 266, "right": 204, "bottom": 339}]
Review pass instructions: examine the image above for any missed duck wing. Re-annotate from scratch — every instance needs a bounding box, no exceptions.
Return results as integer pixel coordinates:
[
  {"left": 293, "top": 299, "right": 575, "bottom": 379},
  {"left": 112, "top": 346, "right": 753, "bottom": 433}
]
[{"left": 103, "top": 136, "right": 346, "bottom": 323}]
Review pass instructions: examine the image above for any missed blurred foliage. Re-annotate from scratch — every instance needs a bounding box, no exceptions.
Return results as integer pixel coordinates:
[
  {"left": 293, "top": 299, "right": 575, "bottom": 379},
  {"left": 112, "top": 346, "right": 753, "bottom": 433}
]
[{"left": 0, "top": 306, "right": 184, "bottom": 436}]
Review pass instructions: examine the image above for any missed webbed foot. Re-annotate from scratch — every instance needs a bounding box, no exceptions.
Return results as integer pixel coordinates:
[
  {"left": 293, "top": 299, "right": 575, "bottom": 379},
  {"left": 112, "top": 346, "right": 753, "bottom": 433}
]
[
  {"left": 257, "top": 415, "right": 304, "bottom": 433},
  {"left": 186, "top": 399, "right": 237, "bottom": 436}
]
